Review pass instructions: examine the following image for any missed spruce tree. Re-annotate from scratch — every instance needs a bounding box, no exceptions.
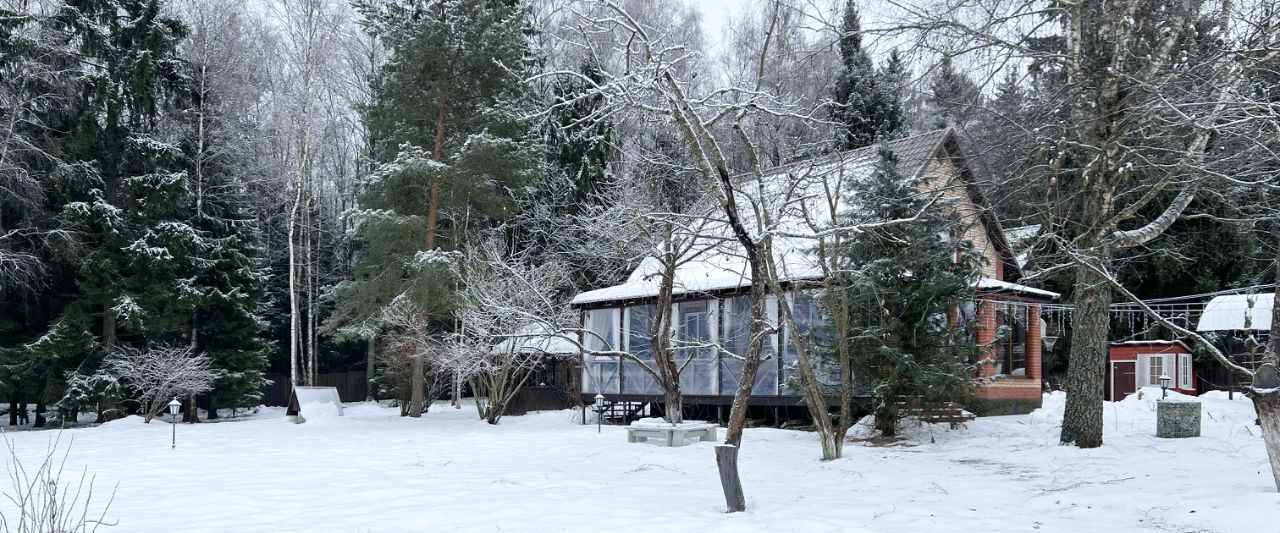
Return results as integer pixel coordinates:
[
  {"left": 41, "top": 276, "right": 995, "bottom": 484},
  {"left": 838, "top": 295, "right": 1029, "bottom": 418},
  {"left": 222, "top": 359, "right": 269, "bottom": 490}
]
[
  {"left": 928, "top": 57, "right": 984, "bottom": 131},
  {"left": 834, "top": 146, "right": 980, "bottom": 436},
  {"left": 830, "top": 0, "right": 903, "bottom": 149}
]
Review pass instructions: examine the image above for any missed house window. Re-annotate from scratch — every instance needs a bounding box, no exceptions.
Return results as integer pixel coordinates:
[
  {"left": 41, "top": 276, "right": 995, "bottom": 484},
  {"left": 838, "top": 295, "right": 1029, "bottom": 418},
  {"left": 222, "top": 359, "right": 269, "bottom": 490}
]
[
  {"left": 582, "top": 308, "right": 619, "bottom": 393},
  {"left": 1137, "top": 354, "right": 1172, "bottom": 388},
  {"left": 995, "top": 302, "right": 1028, "bottom": 377},
  {"left": 783, "top": 291, "right": 829, "bottom": 394},
  {"left": 677, "top": 300, "right": 715, "bottom": 395},
  {"left": 623, "top": 305, "right": 660, "bottom": 394},
  {"left": 1178, "top": 353, "right": 1192, "bottom": 390},
  {"left": 719, "top": 295, "right": 780, "bottom": 395}
]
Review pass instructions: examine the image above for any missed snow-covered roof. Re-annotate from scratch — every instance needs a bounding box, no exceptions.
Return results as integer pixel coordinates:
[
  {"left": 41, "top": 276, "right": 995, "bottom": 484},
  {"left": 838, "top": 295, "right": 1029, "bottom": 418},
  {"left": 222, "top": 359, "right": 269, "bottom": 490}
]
[
  {"left": 572, "top": 129, "right": 1046, "bottom": 306},
  {"left": 1005, "top": 224, "right": 1041, "bottom": 244},
  {"left": 1004, "top": 224, "right": 1041, "bottom": 269},
  {"left": 1108, "top": 339, "right": 1192, "bottom": 351},
  {"left": 491, "top": 323, "right": 580, "bottom": 355},
  {"left": 1197, "top": 293, "right": 1273, "bottom": 332},
  {"left": 976, "top": 278, "right": 1060, "bottom": 299}
]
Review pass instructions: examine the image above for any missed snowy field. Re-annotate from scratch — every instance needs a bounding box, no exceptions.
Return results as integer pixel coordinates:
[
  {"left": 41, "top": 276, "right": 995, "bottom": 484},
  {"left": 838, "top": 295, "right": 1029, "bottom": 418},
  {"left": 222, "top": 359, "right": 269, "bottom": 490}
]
[{"left": 1, "top": 390, "right": 1276, "bottom": 533}]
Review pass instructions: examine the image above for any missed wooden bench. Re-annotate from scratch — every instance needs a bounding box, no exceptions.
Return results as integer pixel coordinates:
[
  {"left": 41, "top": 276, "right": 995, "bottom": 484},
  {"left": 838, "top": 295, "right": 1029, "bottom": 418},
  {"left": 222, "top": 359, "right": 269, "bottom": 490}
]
[{"left": 626, "top": 422, "right": 718, "bottom": 447}]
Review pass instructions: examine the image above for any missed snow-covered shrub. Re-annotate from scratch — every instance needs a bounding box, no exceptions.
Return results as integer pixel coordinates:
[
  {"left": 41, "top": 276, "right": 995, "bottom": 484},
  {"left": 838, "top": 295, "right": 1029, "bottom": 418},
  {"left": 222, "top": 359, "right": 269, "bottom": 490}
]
[
  {"left": 57, "top": 371, "right": 123, "bottom": 424},
  {"left": 106, "top": 345, "right": 216, "bottom": 422}
]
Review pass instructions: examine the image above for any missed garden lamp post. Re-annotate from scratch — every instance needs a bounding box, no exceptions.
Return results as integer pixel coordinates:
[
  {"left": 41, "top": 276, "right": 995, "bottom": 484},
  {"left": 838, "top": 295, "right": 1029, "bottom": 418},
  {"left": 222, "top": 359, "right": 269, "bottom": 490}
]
[
  {"left": 167, "top": 397, "right": 182, "bottom": 449},
  {"left": 594, "top": 393, "right": 605, "bottom": 434},
  {"left": 1158, "top": 375, "right": 1171, "bottom": 399}
]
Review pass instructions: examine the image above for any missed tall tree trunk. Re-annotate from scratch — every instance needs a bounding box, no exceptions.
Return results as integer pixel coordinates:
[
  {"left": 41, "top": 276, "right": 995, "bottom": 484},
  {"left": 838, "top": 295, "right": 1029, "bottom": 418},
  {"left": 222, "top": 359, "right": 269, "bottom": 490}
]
[
  {"left": 652, "top": 234, "right": 683, "bottom": 424},
  {"left": 288, "top": 181, "right": 303, "bottom": 389},
  {"left": 102, "top": 298, "right": 117, "bottom": 347},
  {"left": 1248, "top": 250, "right": 1280, "bottom": 490},
  {"left": 183, "top": 395, "right": 199, "bottom": 423},
  {"left": 9, "top": 393, "right": 19, "bottom": 426},
  {"left": 305, "top": 200, "right": 317, "bottom": 385},
  {"left": 33, "top": 397, "right": 45, "bottom": 428},
  {"left": 1059, "top": 247, "right": 1112, "bottom": 448},
  {"left": 366, "top": 333, "right": 376, "bottom": 401},
  {"left": 451, "top": 371, "right": 462, "bottom": 409},
  {"left": 409, "top": 30, "right": 452, "bottom": 419}
]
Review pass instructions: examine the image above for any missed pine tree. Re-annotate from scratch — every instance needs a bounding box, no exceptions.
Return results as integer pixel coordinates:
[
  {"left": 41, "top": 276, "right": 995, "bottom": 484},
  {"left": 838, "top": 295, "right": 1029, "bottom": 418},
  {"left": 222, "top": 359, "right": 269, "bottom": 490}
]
[
  {"left": 341, "top": 0, "right": 539, "bottom": 417},
  {"left": 833, "top": 146, "right": 980, "bottom": 437},
  {"left": 830, "top": 0, "right": 903, "bottom": 149}
]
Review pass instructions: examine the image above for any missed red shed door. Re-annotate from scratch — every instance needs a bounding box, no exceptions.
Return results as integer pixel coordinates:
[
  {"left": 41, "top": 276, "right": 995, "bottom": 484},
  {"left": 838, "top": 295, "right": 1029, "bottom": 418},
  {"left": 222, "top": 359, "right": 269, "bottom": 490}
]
[{"left": 1112, "top": 361, "right": 1136, "bottom": 400}]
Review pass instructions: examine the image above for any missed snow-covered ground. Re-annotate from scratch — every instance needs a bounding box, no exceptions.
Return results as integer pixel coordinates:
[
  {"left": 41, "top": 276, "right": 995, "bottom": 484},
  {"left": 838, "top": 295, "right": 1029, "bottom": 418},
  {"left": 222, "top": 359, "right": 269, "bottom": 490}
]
[{"left": 1, "top": 390, "right": 1274, "bottom": 532}]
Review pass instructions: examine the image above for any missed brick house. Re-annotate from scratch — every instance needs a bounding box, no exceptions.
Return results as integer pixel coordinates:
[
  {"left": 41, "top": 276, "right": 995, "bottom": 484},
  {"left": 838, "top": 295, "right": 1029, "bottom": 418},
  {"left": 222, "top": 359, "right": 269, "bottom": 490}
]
[{"left": 569, "top": 129, "right": 1057, "bottom": 421}]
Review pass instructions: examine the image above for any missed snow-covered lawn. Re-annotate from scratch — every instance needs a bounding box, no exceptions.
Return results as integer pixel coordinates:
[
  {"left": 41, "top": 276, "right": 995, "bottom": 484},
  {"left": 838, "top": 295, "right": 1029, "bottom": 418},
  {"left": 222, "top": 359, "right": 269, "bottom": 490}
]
[{"left": 1, "top": 390, "right": 1274, "bottom": 532}]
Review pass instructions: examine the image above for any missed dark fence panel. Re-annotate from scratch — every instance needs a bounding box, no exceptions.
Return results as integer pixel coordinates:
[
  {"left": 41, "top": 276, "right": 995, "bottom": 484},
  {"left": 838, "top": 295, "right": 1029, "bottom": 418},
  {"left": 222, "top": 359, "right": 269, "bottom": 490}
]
[
  {"left": 258, "top": 371, "right": 368, "bottom": 407},
  {"left": 260, "top": 373, "right": 290, "bottom": 407},
  {"left": 508, "top": 386, "right": 573, "bottom": 415},
  {"left": 316, "top": 371, "right": 369, "bottom": 403}
]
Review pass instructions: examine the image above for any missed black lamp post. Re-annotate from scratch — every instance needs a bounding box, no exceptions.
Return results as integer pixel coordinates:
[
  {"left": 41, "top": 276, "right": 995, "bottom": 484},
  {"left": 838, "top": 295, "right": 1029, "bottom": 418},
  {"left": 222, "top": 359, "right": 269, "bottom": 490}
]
[
  {"left": 593, "top": 393, "right": 606, "bottom": 434},
  {"left": 167, "top": 397, "right": 182, "bottom": 449},
  {"left": 1158, "top": 374, "right": 1171, "bottom": 399}
]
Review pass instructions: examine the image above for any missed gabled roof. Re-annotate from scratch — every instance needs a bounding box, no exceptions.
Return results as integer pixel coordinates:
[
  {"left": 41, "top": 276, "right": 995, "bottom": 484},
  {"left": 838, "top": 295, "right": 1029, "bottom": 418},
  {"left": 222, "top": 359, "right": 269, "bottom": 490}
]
[{"left": 571, "top": 129, "right": 1033, "bottom": 306}]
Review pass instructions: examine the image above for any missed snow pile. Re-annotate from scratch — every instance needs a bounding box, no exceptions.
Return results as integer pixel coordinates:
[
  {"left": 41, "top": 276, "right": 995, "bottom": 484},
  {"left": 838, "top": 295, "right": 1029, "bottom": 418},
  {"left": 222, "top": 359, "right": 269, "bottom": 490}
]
[{"left": 0, "top": 393, "right": 1273, "bottom": 532}]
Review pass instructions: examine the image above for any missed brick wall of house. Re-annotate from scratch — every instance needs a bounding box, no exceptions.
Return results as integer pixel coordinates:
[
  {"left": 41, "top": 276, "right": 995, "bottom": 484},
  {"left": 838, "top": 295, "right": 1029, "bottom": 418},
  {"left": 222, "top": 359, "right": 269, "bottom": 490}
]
[{"left": 920, "top": 157, "right": 1001, "bottom": 280}]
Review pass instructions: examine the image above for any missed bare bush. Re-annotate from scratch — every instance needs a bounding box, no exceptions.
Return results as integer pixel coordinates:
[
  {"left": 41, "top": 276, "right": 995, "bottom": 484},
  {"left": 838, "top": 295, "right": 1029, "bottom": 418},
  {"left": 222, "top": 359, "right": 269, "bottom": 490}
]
[
  {"left": 105, "top": 345, "right": 216, "bottom": 423},
  {"left": 1, "top": 432, "right": 116, "bottom": 533}
]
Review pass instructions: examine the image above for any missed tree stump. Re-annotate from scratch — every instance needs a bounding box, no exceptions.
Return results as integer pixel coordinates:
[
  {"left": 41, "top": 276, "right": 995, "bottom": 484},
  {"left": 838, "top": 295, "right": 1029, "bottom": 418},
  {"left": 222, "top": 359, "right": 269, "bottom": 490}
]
[
  {"left": 715, "top": 444, "right": 745, "bottom": 512},
  {"left": 1156, "top": 400, "right": 1201, "bottom": 438}
]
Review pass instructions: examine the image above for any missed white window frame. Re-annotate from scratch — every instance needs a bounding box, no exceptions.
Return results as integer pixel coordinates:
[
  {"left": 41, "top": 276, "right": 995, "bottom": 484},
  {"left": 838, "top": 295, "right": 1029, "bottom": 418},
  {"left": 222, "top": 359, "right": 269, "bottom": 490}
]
[
  {"left": 1136, "top": 353, "right": 1173, "bottom": 388},
  {"left": 1178, "top": 353, "right": 1192, "bottom": 389}
]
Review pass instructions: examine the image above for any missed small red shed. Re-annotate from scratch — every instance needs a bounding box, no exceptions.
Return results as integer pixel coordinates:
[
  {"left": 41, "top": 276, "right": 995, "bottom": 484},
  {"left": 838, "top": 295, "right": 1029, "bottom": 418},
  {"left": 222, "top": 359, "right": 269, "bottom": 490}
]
[{"left": 1108, "top": 340, "right": 1196, "bottom": 400}]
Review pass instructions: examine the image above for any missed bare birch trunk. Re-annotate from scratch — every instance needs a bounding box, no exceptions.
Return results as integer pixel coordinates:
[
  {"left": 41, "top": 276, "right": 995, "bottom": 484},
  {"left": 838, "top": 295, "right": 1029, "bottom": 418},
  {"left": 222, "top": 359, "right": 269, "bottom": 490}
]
[
  {"left": 288, "top": 138, "right": 306, "bottom": 390},
  {"left": 366, "top": 333, "right": 376, "bottom": 401},
  {"left": 305, "top": 199, "right": 317, "bottom": 385}
]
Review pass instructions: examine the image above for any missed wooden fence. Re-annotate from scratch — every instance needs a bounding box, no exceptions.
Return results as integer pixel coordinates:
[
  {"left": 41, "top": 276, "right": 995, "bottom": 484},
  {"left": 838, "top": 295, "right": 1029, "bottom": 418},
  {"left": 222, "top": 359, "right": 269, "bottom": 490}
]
[{"left": 260, "top": 371, "right": 369, "bottom": 407}]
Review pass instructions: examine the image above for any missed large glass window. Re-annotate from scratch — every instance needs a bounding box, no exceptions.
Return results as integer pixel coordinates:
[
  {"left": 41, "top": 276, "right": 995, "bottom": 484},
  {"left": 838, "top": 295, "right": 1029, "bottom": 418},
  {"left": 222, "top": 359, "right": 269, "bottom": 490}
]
[
  {"left": 783, "top": 291, "right": 826, "bottom": 394},
  {"left": 623, "top": 305, "right": 661, "bottom": 394},
  {"left": 995, "top": 302, "right": 1028, "bottom": 377},
  {"left": 717, "top": 296, "right": 780, "bottom": 396},
  {"left": 582, "top": 308, "right": 619, "bottom": 393},
  {"left": 677, "top": 300, "right": 715, "bottom": 394}
]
